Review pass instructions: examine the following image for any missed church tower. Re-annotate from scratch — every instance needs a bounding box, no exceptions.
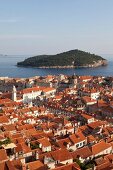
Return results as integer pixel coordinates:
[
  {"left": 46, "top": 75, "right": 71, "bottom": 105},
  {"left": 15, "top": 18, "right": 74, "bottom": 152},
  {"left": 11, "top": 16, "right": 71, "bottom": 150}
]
[
  {"left": 12, "top": 86, "right": 17, "bottom": 101},
  {"left": 71, "top": 73, "right": 78, "bottom": 87}
]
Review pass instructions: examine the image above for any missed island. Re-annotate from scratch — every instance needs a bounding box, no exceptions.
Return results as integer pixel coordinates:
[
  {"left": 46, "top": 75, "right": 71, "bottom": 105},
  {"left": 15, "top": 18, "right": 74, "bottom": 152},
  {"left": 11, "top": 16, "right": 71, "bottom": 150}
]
[{"left": 17, "top": 49, "right": 108, "bottom": 68}]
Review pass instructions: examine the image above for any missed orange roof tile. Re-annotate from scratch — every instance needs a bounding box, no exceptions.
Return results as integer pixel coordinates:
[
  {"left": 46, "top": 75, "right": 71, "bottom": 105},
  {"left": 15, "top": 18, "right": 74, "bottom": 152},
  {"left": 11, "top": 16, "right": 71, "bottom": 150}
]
[
  {"left": 71, "top": 146, "right": 92, "bottom": 159},
  {"left": 91, "top": 141, "right": 111, "bottom": 155},
  {"left": 38, "top": 137, "right": 51, "bottom": 147},
  {"left": 0, "top": 149, "right": 8, "bottom": 162},
  {"left": 52, "top": 162, "right": 81, "bottom": 170},
  {"left": 69, "top": 132, "right": 86, "bottom": 144},
  {"left": 26, "top": 160, "right": 46, "bottom": 170},
  {"left": 51, "top": 148, "right": 72, "bottom": 162}
]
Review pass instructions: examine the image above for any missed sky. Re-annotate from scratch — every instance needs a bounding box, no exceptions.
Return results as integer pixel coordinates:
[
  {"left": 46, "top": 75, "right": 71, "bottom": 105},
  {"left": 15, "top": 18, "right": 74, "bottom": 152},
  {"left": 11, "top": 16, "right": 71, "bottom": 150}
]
[{"left": 0, "top": 0, "right": 113, "bottom": 56}]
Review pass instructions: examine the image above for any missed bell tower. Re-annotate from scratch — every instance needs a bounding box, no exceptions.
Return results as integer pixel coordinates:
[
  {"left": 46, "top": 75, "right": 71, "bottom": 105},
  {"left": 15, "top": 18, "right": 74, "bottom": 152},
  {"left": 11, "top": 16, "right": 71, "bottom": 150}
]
[
  {"left": 72, "top": 73, "right": 78, "bottom": 87},
  {"left": 12, "top": 86, "right": 17, "bottom": 101}
]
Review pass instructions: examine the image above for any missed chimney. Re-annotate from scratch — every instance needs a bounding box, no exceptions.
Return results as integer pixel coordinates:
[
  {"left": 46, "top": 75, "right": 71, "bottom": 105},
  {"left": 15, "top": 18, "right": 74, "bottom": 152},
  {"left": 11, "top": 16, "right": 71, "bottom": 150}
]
[{"left": 35, "top": 150, "right": 39, "bottom": 160}]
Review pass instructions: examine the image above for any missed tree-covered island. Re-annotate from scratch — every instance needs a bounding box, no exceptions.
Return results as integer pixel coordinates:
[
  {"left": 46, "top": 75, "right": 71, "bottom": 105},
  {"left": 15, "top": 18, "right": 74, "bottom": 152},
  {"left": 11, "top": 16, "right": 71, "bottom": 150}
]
[{"left": 17, "top": 49, "right": 107, "bottom": 68}]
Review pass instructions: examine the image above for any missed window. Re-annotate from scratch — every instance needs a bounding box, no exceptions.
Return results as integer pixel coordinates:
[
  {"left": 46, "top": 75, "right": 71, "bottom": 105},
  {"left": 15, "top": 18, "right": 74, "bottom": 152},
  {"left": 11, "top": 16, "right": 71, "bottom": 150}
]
[
  {"left": 80, "top": 142, "right": 82, "bottom": 146},
  {"left": 76, "top": 144, "right": 79, "bottom": 148},
  {"left": 83, "top": 141, "right": 86, "bottom": 145}
]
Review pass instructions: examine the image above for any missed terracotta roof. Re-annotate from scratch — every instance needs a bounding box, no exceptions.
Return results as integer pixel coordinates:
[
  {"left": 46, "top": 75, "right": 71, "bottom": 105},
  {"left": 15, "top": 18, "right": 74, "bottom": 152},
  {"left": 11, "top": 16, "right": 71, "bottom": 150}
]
[
  {"left": 26, "top": 160, "right": 46, "bottom": 170},
  {"left": 95, "top": 157, "right": 106, "bottom": 165},
  {"left": 87, "top": 135, "right": 96, "bottom": 143},
  {"left": 81, "top": 113, "right": 94, "bottom": 120},
  {"left": 42, "top": 87, "right": 56, "bottom": 93},
  {"left": 0, "top": 149, "right": 8, "bottom": 162},
  {"left": 15, "top": 142, "right": 31, "bottom": 153},
  {"left": 0, "top": 162, "right": 7, "bottom": 170},
  {"left": 95, "top": 160, "right": 113, "bottom": 170},
  {"left": 22, "top": 86, "right": 56, "bottom": 94},
  {"left": 79, "top": 76, "right": 92, "bottom": 80},
  {"left": 82, "top": 96, "right": 97, "bottom": 104},
  {"left": 104, "top": 154, "right": 113, "bottom": 162},
  {"left": 0, "top": 115, "right": 9, "bottom": 124},
  {"left": 3, "top": 124, "right": 16, "bottom": 132},
  {"left": 39, "top": 148, "right": 72, "bottom": 163},
  {"left": 71, "top": 146, "right": 92, "bottom": 159},
  {"left": 57, "top": 138, "right": 71, "bottom": 148},
  {"left": 69, "top": 132, "right": 86, "bottom": 144},
  {"left": 22, "top": 86, "right": 42, "bottom": 94},
  {"left": 0, "top": 161, "right": 15, "bottom": 170},
  {"left": 52, "top": 162, "right": 81, "bottom": 170},
  {"left": 51, "top": 148, "right": 72, "bottom": 162},
  {"left": 91, "top": 141, "right": 111, "bottom": 155},
  {"left": 11, "top": 159, "right": 22, "bottom": 170},
  {"left": 88, "top": 121, "right": 103, "bottom": 129},
  {"left": 38, "top": 137, "right": 51, "bottom": 147},
  {"left": 0, "top": 98, "right": 12, "bottom": 104},
  {"left": 12, "top": 137, "right": 25, "bottom": 144}
]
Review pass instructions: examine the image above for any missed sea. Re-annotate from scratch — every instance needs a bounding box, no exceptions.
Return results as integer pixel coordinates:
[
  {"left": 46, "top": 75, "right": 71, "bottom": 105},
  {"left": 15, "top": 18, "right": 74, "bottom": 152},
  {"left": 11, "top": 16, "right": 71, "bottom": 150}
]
[{"left": 0, "top": 54, "right": 113, "bottom": 78}]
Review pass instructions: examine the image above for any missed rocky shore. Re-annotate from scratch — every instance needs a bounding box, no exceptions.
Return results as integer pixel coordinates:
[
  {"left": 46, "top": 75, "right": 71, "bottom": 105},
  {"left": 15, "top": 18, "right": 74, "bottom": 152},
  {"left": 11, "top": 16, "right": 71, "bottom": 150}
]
[{"left": 37, "top": 59, "right": 108, "bottom": 69}]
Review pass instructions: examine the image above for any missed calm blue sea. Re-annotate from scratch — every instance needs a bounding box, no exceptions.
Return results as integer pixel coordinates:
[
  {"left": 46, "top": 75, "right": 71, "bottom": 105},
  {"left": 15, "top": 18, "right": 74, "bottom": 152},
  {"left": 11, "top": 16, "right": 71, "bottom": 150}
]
[{"left": 0, "top": 55, "right": 113, "bottom": 78}]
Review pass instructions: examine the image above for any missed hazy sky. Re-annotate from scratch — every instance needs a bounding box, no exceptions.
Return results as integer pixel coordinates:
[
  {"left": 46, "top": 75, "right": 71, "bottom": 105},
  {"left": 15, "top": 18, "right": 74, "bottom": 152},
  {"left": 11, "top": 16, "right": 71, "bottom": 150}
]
[{"left": 0, "top": 0, "right": 113, "bottom": 56}]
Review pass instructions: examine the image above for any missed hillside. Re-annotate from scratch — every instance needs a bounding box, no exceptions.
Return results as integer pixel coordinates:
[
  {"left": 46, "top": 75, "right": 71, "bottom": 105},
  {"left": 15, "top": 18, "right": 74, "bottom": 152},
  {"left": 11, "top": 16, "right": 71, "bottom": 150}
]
[{"left": 17, "top": 49, "right": 107, "bottom": 68}]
